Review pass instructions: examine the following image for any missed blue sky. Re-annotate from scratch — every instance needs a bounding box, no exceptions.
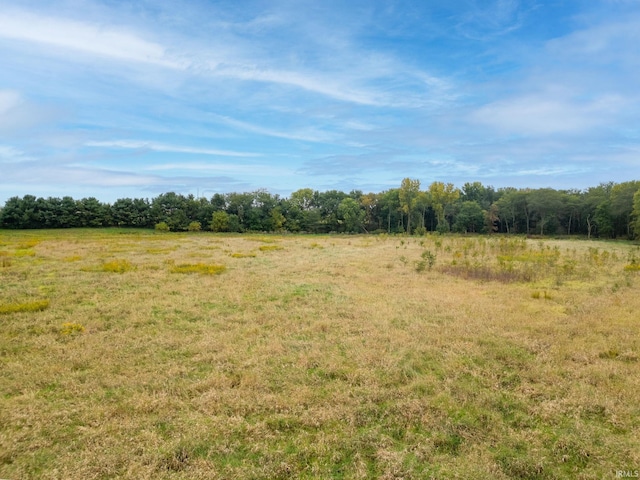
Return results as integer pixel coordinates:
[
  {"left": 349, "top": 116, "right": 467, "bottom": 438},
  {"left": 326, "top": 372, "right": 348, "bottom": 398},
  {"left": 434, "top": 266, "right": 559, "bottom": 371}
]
[{"left": 1, "top": 0, "right": 639, "bottom": 203}]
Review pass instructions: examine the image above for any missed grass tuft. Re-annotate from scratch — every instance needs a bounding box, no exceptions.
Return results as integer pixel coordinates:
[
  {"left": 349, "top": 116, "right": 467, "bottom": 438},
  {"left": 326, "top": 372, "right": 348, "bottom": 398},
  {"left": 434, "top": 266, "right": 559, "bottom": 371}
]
[{"left": 59, "top": 322, "right": 85, "bottom": 335}]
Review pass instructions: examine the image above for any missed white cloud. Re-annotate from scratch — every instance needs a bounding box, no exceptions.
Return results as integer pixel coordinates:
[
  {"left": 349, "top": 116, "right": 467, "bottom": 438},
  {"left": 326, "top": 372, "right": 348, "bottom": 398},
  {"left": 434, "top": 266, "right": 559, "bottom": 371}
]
[
  {"left": 146, "top": 162, "right": 293, "bottom": 177},
  {"left": 85, "top": 140, "right": 261, "bottom": 158},
  {"left": 0, "top": 144, "right": 25, "bottom": 160},
  {"left": 0, "top": 9, "right": 186, "bottom": 69},
  {"left": 470, "top": 93, "right": 626, "bottom": 136},
  {"left": 0, "top": 90, "right": 21, "bottom": 114},
  {"left": 210, "top": 114, "right": 336, "bottom": 143}
]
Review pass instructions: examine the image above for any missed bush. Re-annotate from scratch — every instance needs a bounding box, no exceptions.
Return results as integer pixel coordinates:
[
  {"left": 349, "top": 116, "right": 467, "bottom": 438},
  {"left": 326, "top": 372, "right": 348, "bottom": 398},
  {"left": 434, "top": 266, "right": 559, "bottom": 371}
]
[
  {"left": 155, "top": 222, "right": 170, "bottom": 232},
  {"left": 187, "top": 221, "right": 202, "bottom": 232}
]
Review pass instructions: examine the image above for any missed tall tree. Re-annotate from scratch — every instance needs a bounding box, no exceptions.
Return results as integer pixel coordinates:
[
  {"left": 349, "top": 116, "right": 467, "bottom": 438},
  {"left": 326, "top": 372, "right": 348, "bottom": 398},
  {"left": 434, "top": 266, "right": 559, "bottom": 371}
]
[
  {"left": 429, "top": 182, "right": 460, "bottom": 232},
  {"left": 610, "top": 181, "right": 640, "bottom": 238},
  {"left": 338, "top": 197, "right": 365, "bottom": 233},
  {"left": 452, "top": 201, "right": 486, "bottom": 233},
  {"left": 399, "top": 178, "right": 421, "bottom": 234},
  {"left": 528, "top": 188, "right": 564, "bottom": 235},
  {"left": 632, "top": 190, "right": 640, "bottom": 239}
]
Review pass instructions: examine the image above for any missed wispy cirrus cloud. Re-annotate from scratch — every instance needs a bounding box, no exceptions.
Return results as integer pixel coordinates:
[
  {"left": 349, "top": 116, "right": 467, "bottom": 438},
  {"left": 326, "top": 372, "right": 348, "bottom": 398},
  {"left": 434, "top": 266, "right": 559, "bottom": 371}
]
[
  {"left": 0, "top": 9, "right": 186, "bottom": 69},
  {"left": 470, "top": 92, "right": 627, "bottom": 136},
  {"left": 85, "top": 140, "right": 261, "bottom": 158}
]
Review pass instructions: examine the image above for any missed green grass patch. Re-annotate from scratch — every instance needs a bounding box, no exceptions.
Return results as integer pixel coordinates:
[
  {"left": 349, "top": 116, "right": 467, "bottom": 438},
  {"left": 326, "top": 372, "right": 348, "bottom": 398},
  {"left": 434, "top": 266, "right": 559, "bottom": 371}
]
[
  {"left": 259, "top": 245, "right": 284, "bottom": 252},
  {"left": 170, "top": 263, "right": 227, "bottom": 275},
  {"left": 101, "top": 259, "right": 135, "bottom": 273},
  {"left": 0, "top": 299, "right": 50, "bottom": 315},
  {"left": 230, "top": 252, "right": 257, "bottom": 258}
]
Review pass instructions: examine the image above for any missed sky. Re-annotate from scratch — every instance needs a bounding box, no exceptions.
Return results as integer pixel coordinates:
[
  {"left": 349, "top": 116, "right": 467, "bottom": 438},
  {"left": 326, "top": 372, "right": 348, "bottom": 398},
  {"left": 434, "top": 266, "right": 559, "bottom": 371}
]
[{"left": 1, "top": 0, "right": 639, "bottom": 204}]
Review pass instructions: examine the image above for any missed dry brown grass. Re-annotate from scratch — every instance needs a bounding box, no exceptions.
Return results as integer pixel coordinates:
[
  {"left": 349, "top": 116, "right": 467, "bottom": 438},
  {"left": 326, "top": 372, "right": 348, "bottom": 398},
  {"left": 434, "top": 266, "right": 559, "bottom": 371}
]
[{"left": 0, "top": 229, "right": 639, "bottom": 479}]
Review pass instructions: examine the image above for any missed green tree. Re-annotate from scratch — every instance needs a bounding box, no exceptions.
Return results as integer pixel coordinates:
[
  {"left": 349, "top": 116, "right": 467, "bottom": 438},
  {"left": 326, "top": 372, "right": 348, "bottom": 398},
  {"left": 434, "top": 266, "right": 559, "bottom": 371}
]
[
  {"left": 452, "top": 201, "right": 486, "bottom": 233},
  {"left": 495, "top": 188, "right": 519, "bottom": 234},
  {"left": 77, "top": 197, "right": 108, "bottom": 227},
  {"left": 378, "top": 189, "right": 401, "bottom": 233},
  {"left": 632, "top": 190, "right": 640, "bottom": 239},
  {"left": 528, "top": 188, "right": 564, "bottom": 235},
  {"left": 399, "top": 178, "right": 420, "bottom": 234},
  {"left": 316, "top": 190, "right": 348, "bottom": 232},
  {"left": 210, "top": 211, "right": 230, "bottom": 232},
  {"left": 337, "top": 197, "right": 365, "bottom": 233},
  {"left": 270, "top": 207, "right": 286, "bottom": 232},
  {"left": 461, "top": 182, "right": 496, "bottom": 210},
  {"left": 151, "top": 192, "right": 189, "bottom": 231},
  {"left": 610, "top": 181, "right": 640, "bottom": 238},
  {"left": 429, "top": 182, "right": 460, "bottom": 232}
]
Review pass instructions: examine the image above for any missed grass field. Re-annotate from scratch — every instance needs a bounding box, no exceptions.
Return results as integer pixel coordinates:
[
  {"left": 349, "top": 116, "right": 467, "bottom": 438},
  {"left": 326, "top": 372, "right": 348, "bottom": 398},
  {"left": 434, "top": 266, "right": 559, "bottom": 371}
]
[{"left": 1, "top": 229, "right": 639, "bottom": 479}]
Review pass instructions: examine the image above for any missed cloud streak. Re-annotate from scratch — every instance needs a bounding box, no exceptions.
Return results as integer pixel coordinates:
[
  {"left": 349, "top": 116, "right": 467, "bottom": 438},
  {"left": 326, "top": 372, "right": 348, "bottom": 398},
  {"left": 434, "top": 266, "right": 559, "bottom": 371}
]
[
  {"left": 0, "top": 9, "right": 185, "bottom": 69},
  {"left": 85, "top": 140, "right": 261, "bottom": 158}
]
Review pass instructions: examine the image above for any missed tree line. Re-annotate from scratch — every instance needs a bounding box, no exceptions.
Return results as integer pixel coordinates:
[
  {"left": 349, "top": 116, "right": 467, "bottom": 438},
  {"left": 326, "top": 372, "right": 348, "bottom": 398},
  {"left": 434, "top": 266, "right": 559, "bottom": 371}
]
[{"left": 2, "top": 180, "right": 640, "bottom": 239}]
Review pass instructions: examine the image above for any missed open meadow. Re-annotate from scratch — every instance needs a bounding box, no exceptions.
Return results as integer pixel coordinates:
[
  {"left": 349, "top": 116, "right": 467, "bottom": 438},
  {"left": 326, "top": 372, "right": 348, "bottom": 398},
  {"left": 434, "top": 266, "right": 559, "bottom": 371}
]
[{"left": 1, "top": 229, "right": 639, "bottom": 479}]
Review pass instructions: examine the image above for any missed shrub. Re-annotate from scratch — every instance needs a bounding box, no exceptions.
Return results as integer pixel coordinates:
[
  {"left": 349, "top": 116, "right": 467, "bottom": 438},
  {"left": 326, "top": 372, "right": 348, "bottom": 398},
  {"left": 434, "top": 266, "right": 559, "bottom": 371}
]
[
  {"left": 421, "top": 250, "right": 436, "bottom": 269},
  {"left": 155, "top": 222, "right": 170, "bottom": 232},
  {"left": 187, "top": 221, "right": 202, "bottom": 232}
]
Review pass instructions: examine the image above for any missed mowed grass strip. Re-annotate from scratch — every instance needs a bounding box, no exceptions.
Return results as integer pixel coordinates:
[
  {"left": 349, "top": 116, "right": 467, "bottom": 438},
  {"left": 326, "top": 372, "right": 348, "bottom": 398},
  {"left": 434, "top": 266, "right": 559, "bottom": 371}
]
[{"left": 0, "top": 229, "right": 639, "bottom": 479}]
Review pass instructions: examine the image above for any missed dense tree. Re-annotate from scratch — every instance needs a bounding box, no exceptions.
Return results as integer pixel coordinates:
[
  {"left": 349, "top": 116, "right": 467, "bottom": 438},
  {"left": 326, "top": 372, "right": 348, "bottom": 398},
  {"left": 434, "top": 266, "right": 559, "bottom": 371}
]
[
  {"left": 337, "top": 197, "right": 365, "bottom": 233},
  {"left": 529, "top": 188, "right": 564, "bottom": 235},
  {"left": 461, "top": 182, "right": 496, "bottom": 210},
  {"left": 111, "top": 198, "right": 152, "bottom": 228},
  {"left": 316, "top": 190, "right": 348, "bottom": 232},
  {"left": 610, "top": 181, "right": 640, "bottom": 238},
  {"left": 632, "top": 190, "right": 640, "bottom": 239},
  {"left": 452, "top": 201, "right": 486, "bottom": 233},
  {"left": 3, "top": 180, "right": 640, "bottom": 237},
  {"left": 151, "top": 192, "right": 190, "bottom": 231}
]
